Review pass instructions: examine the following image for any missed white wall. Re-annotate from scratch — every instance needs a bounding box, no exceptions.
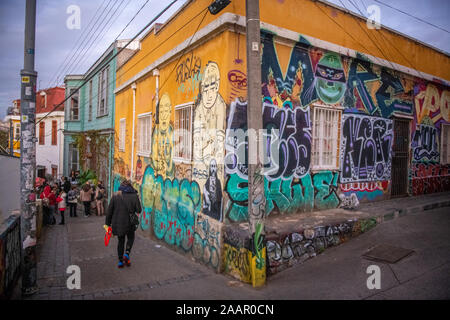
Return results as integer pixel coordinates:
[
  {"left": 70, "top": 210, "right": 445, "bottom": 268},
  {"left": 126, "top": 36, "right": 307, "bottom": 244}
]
[
  {"left": 0, "top": 155, "right": 20, "bottom": 222},
  {"left": 36, "top": 112, "right": 65, "bottom": 178}
]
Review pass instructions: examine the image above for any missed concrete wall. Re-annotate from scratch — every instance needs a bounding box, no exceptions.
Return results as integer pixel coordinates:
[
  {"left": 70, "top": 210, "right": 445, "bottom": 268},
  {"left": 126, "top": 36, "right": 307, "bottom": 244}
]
[{"left": 0, "top": 155, "right": 20, "bottom": 223}]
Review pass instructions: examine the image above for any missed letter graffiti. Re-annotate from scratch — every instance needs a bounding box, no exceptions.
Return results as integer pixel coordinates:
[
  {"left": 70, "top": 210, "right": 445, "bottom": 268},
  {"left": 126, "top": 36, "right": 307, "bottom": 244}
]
[
  {"left": 176, "top": 52, "right": 201, "bottom": 85},
  {"left": 140, "top": 166, "right": 201, "bottom": 251},
  {"left": 412, "top": 124, "right": 439, "bottom": 163},
  {"left": 340, "top": 114, "right": 393, "bottom": 183},
  {"left": 225, "top": 171, "right": 339, "bottom": 222}
]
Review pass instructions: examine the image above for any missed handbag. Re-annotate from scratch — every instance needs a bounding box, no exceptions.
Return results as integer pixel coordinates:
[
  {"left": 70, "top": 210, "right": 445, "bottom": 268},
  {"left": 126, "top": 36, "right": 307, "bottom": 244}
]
[{"left": 119, "top": 191, "right": 139, "bottom": 231}]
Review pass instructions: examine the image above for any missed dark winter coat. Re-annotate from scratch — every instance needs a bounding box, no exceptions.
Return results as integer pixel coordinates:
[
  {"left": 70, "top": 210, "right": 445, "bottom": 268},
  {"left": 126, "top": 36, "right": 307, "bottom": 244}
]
[
  {"left": 63, "top": 180, "right": 71, "bottom": 193},
  {"left": 105, "top": 186, "right": 142, "bottom": 236}
]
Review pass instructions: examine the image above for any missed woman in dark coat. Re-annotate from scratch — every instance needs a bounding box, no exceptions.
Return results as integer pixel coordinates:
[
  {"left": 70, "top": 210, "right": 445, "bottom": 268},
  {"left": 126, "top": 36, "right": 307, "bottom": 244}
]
[{"left": 105, "top": 180, "right": 142, "bottom": 268}]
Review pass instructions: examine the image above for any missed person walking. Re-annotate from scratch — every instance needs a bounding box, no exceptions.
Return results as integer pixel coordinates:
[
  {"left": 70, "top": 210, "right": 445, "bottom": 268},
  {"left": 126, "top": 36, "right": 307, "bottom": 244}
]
[
  {"left": 67, "top": 185, "right": 78, "bottom": 217},
  {"left": 56, "top": 190, "right": 67, "bottom": 225},
  {"left": 105, "top": 180, "right": 142, "bottom": 268},
  {"left": 40, "top": 185, "right": 56, "bottom": 225},
  {"left": 80, "top": 182, "right": 93, "bottom": 218},
  {"left": 95, "top": 181, "right": 106, "bottom": 216}
]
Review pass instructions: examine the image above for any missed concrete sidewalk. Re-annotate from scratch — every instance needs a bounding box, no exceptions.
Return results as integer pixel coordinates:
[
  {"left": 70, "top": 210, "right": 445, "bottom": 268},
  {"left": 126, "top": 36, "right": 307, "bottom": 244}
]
[{"left": 11, "top": 191, "right": 450, "bottom": 300}]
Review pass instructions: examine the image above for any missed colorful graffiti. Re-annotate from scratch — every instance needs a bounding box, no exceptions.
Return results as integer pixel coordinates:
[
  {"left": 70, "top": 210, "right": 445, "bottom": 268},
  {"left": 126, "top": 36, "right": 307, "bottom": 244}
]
[
  {"left": 228, "top": 69, "right": 247, "bottom": 102},
  {"left": 223, "top": 243, "right": 251, "bottom": 283},
  {"left": 176, "top": 52, "right": 202, "bottom": 98},
  {"left": 225, "top": 170, "right": 339, "bottom": 222},
  {"left": 192, "top": 213, "right": 221, "bottom": 269},
  {"left": 412, "top": 124, "right": 439, "bottom": 163},
  {"left": 340, "top": 114, "right": 393, "bottom": 183},
  {"left": 410, "top": 163, "right": 450, "bottom": 196},
  {"left": 140, "top": 165, "right": 201, "bottom": 251},
  {"left": 340, "top": 180, "right": 389, "bottom": 201}
]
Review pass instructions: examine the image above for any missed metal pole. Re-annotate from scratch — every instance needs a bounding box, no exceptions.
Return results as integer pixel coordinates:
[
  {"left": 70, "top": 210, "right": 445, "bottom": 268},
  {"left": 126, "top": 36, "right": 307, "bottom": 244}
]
[
  {"left": 10, "top": 118, "right": 14, "bottom": 155},
  {"left": 20, "top": 0, "right": 38, "bottom": 296},
  {"left": 246, "top": 0, "right": 265, "bottom": 235}
]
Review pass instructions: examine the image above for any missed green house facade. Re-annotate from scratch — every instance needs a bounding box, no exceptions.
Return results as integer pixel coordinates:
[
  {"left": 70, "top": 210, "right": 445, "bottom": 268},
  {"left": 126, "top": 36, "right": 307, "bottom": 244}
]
[{"left": 63, "top": 40, "right": 139, "bottom": 196}]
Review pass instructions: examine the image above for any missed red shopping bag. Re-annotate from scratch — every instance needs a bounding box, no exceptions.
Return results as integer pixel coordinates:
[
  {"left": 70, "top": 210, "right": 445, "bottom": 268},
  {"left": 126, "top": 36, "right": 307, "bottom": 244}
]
[{"left": 104, "top": 225, "right": 112, "bottom": 247}]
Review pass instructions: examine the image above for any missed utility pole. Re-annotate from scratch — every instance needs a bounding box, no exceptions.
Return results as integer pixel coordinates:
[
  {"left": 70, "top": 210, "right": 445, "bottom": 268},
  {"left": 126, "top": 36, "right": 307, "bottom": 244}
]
[
  {"left": 246, "top": 0, "right": 265, "bottom": 236},
  {"left": 20, "top": 0, "right": 38, "bottom": 296},
  {"left": 10, "top": 118, "right": 14, "bottom": 155},
  {"left": 246, "top": 0, "right": 266, "bottom": 287}
]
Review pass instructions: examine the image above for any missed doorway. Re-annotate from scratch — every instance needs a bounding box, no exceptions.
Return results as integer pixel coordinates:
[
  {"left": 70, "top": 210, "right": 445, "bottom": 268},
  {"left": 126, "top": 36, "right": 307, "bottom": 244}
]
[{"left": 391, "top": 118, "right": 410, "bottom": 197}]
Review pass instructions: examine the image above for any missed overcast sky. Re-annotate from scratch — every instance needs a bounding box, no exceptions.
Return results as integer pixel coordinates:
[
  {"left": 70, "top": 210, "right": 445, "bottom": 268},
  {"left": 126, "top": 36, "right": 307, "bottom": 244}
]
[{"left": 0, "top": 0, "right": 449, "bottom": 120}]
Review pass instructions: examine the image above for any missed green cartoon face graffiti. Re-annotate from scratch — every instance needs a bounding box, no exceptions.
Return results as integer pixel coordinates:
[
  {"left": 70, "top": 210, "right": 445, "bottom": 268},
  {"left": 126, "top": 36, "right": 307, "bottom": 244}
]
[{"left": 315, "top": 53, "right": 346, "bottom": 104}]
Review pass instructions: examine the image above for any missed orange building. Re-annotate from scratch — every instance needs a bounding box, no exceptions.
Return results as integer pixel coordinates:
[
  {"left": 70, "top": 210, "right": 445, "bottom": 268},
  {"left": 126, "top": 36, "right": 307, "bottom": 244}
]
[{"left": 113, "top": 0, "right": 449, "bottom": 285}]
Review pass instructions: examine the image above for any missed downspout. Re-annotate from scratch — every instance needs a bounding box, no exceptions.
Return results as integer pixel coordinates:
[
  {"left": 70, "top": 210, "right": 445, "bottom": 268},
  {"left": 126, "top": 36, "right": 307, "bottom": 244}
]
[
  {"left": 131, "top": 82, "right": 137, "bottom": 182},
  {"left": 153, "top": 69, "right": 160, "bottom": 106}
]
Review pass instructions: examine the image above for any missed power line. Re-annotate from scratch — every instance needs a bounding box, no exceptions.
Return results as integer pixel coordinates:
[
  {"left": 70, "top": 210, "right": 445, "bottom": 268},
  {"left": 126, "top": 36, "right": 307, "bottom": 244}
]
[
  {"left": 373, "top": 0, "right": 449, "bottom": 34},
  {"left": 357, "top": 0, "right": 427, "bottom": 78},
  {"left": 74, "top": 0, "right": 132, "bottom": 75},
  {"left": 47, "top": 0, "right": 115, "bottom": 88},
  {"left": 35, "top": 0, "right": 179, "bottom": 127},
  {"left": 115, "top": 0, "right": 151, "bottom": 41},
  {"left": 65, "top": 0, "right": 128, "bottom": 77},
  {"left": 76, "top": 6, "right": 208, "bottom": 112},
  {"left": 337, "top": 0, "right": 397, "bottom": 71}
]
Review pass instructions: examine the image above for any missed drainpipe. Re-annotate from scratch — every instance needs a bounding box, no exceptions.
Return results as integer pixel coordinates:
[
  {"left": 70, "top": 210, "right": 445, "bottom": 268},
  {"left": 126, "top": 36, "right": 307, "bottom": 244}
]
[
  {"left": 153, "top": 69, "right": 160, "bottom": 105},
  {"left": 131, "top": 82, "right": 137, "bottom": 181}
]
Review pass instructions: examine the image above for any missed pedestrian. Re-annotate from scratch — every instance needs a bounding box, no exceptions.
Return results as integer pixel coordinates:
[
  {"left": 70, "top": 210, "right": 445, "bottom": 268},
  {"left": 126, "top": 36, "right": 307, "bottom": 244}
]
[
  {"left": 67, "top": 185, "right": 78, "bottom": 217},
  {"left": 40, "top": 185, "right": 56, "bottom": 225},
  {"left": 95, "top": 181, "right": 106, "bottom": 216},
  {"left": 80, "top": 182, "right": 93, "bottom": 218},
  {"left": 56, "top": 190, "right": 67, "bottom": 225},
  {"left": 105, "top": 179, "right": 142, "bottom": 268}
]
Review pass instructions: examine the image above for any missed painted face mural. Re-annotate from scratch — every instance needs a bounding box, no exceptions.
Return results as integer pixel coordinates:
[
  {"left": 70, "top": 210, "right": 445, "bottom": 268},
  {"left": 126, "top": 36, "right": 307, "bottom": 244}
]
[
  {"left": 201, "top": 62, "right": 220, "bottom": 109},
  {"left": 151, "top": 93, "right": 174, "bottom": 177},
  {"left": 202, "top": 159, "right": 223, "bottom": 221},
  {"left": 315, "top": 53, "right": 346, "bottom": 104}
]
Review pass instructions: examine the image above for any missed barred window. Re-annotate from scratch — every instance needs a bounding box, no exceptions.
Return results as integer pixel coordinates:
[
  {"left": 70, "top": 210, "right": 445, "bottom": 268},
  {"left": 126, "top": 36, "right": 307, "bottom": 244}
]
[
  {"left": 174, "top": 103, "right": 193, "bottom": 162},
  {"left": 137, "top": 113, "right": 152, "bottom": 156},
  {"left": 312, "top": 106, "right": 342, "bottom": 170}
]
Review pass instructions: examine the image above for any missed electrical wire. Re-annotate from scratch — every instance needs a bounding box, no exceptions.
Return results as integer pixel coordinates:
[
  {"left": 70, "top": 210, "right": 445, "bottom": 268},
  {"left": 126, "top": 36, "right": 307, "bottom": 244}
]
[
  {"left": 47, "top": 0, "right": 115, "bottom": 88},
  {"left": 373, "top": 0, "right": 449, "bottom": 34},
  {"left": 34, "top": 0, "right": 179, "bottom": 127}
]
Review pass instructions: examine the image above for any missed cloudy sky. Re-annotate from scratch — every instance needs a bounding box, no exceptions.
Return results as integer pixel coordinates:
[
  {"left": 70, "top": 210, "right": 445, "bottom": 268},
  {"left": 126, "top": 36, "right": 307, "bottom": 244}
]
[{"left": 0, "top": 0, "right": 449, "bottom": 119}]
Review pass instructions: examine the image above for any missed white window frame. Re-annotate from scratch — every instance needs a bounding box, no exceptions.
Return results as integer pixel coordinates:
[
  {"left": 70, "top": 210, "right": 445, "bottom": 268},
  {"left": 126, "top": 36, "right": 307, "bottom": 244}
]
[
  {"left": 88, "top": 80, "right": 93, "bottom": 121},
  {"left": 137, "top": 112, "right": 152, "bottom": 157},
  {"left": 68, "top": 143, "right": 79, "bottom": 172},
  {"left": 441, "top": 123, "right": 450, "bottom": 165},
  {"left": 173, "top": 102, "right": 193, "bottom": 163},
  {"left": 311, "top": 104, "right": 342, "bottom": 170},
  {"left": 68, "top": 88, "right": 79, "bottom": 121},
  {"left": 97, "top": 66, "right": 109, "bottom": 117},
  {"left": 119, "top": 118, "right": 126, "bottom": 152}
]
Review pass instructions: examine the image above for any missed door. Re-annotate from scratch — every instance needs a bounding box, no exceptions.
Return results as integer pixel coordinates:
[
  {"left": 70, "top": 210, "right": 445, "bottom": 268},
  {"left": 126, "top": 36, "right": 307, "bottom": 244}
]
[{"left": 391, "top": 118, "right": 410, "bottom": 197}]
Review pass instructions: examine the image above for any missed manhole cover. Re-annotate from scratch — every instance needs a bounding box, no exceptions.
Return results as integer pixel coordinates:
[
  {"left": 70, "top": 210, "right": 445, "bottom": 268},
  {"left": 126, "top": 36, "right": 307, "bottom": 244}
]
[{"left": 363, "top": 244, "right": 414, "bottom": 264}]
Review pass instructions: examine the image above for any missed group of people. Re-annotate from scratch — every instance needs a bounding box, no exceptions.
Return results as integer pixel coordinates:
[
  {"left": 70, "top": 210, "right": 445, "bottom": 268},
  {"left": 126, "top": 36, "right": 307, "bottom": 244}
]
[
  {"left": 39, "top": 176, "right": 106, "bottom": 225},
  {"left": 39, "top": 175, "right": 143, "bottom": 270}
]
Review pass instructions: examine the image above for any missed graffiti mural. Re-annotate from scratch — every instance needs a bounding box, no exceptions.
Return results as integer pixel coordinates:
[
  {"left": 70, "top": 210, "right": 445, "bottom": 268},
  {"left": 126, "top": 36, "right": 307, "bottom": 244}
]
[
  {"left": 314, "top": 52, "right": 347, "bottom": 104},
  {"left": 340, "top": 180, "right": 389, "bottom": 201},
  {"left": 192, "top": 213, "right": 221, "bottom": 269},
  {"left": 412, "top": 124, "right": 439, "bottom": 163},
  {"left": 193, "top": 61, "right": 226, "bottom": 168},
  {"left": 151, "top": 93, "right": 174, "bottom": 177},
  {"left": 225, "top": 170, "right": 340, "bottom": 222},
  {"left": 140, "top": 166, "right": 200, "bottom": 251},
  {"left": 202, "top": 159, "right": 223, "bottom": 221},
  {"left": 410, "top": 163, "right": 450, "bottom": 196},
  {"left": 176, "top": 52, "right": 202, "bottom": 98},
  {"left": 340, "top": 114, "right": 393, "bottom": 183},
  {"left": 228, "top": 70, "right": 247, "bottom": 103}
]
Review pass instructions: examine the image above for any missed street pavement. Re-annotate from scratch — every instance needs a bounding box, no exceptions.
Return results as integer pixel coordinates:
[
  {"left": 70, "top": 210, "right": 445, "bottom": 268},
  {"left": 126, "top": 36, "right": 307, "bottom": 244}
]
[{"left": 13, "top": 195, "right": 450, "bottom": 300}]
